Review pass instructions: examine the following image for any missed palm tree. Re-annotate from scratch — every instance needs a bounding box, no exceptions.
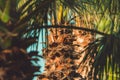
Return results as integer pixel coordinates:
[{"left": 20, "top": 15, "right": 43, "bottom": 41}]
[
  {"left": 0, "top": 0, "right": 53, "bottom": 79},
  {"left": 0, "top": 0, "right": 120, "bottom": 80},
  {"left": 37, "top": 0, "right": 120, "bottom": 80}
]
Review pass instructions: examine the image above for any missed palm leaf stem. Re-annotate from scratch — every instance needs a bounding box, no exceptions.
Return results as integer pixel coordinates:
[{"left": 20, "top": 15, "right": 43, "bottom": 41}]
[{"left": 28, "top": 25, "right": 109, "bottom": 36}]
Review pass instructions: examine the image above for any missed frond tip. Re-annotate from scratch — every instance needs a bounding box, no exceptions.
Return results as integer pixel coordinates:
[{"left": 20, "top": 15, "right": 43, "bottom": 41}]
[{"left": 81, "top": 34, "right": 120, "bottom": 80}]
